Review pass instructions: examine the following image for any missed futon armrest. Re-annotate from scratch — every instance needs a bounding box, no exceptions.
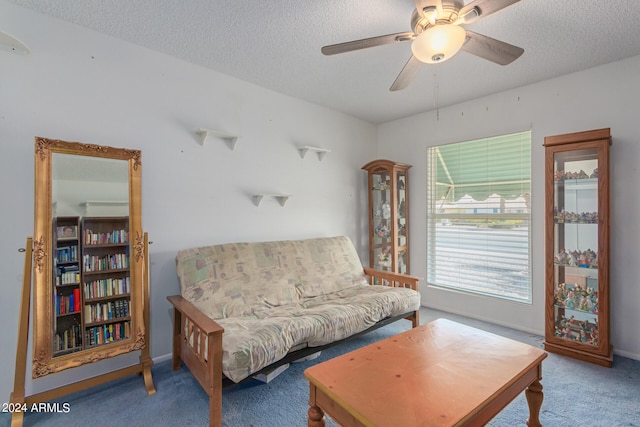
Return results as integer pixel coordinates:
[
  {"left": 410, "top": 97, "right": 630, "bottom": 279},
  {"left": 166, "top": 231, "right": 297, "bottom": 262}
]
[
  {"left": 363, "top": 267, "right": 420, "bottom": 291},
  {"left": 167, "top": 295, "right": 225, "bottom": 426},
  {"left": 167, "top": 295, "right": 224, "bottom": 336}
]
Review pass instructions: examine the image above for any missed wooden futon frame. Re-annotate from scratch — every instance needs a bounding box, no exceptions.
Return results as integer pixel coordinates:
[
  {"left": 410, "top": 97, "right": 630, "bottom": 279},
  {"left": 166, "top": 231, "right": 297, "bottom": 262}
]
[{"left": 167, "top": 267, "right": 420, "bottom": 427}]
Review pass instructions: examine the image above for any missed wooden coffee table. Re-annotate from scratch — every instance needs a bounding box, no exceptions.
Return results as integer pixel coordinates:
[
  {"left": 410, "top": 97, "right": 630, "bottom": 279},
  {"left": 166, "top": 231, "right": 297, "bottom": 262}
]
[{"left": 304, "top": 318, "right": 547, "bottom": 427}]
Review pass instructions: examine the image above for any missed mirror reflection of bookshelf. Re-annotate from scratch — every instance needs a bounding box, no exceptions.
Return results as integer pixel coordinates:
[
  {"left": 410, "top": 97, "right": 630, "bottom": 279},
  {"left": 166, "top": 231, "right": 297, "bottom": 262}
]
[
  {"left": 53, "top": 216, "right": 82, "bottom": 356},
  {"left": 51, "top": 216, "right": 133, "bottom": 356},
  {"left": 81, "top": 216, "right": 132, "bottom": 349}
]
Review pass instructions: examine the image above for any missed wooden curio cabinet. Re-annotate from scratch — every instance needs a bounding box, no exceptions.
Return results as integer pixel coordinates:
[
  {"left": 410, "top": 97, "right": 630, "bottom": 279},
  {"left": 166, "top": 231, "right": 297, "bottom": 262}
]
[
  {"left": 543, "top": 128, "right": 613, "bottom": 367},
  {"left": 362, "top": 160, "right": 411, "bottom": 275}
]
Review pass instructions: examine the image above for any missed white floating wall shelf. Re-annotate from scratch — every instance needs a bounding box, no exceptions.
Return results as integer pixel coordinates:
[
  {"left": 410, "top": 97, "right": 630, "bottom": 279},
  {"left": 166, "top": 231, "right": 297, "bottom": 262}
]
[
  {"left": 79, "top": 201, "right": 128, "bottom": 215},
  {"left": 298, "top": 145, "right": 331, "bottom": 161},
  {"left": 196, "top": 128, "right": 240, "bottom": 150},
  {"left": 251, "top": 194, "right": 291, "bottom": 207}
]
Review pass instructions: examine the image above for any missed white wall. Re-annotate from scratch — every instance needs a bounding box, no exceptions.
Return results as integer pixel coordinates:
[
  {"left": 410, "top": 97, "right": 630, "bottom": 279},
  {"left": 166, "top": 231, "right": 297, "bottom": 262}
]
[
  {"left": 2, "top": 0, "right": 639, "bottom": 407},
  {"left": 377, "top": 54, "right": 640, "bottom": 360},
  {"left": 0, "top": 1, "right": 377, "bottom": 401}
]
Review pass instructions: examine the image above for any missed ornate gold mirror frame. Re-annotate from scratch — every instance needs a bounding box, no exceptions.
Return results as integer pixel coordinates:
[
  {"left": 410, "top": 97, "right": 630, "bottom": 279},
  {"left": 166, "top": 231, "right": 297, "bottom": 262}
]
[
  {"left": 32, "top": 137, "right": 146, "bottom": 375},
  {"left": 10, "top": 137, "right": 155, "bottom": 427}
]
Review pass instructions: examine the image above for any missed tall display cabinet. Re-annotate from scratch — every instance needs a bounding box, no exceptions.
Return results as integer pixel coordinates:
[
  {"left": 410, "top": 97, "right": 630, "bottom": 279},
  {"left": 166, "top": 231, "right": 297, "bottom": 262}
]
[
  {"left": 543, "top": 128, "right": 613, "bottom": 367},
  {"left": 362, "top": 160, "right": 411, "bottom": 274}
]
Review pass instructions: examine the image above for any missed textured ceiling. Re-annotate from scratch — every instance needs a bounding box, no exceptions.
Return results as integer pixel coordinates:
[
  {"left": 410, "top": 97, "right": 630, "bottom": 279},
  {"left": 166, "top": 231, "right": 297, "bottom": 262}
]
[{"left": 7, "top": 0, "right": 640, "bottom": 124}]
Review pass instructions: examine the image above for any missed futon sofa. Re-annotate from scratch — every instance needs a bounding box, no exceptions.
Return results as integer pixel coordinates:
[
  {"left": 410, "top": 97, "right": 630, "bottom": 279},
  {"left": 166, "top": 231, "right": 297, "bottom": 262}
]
[{"left": 167, "top": 235, "right": 420, "bottom": 427}]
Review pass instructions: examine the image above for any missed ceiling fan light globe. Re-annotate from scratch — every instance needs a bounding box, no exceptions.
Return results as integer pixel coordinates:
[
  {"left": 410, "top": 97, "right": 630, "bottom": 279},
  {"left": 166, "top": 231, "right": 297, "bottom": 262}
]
[{"left": 411, "top": 24, "right": 466, "bottom": 64}]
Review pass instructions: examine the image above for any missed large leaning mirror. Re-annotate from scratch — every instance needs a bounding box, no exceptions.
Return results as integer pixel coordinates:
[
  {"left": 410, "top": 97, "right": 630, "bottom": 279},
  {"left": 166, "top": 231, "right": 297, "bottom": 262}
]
[{"left": 32, "top": 137, "right": 145, "bottom": 377}]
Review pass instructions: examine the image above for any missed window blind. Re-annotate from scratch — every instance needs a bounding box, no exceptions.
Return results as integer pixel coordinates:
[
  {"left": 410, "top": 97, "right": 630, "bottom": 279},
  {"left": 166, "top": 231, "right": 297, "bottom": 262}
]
[{"left": 427, "top": 131, "right": 532, "bottom": 302}]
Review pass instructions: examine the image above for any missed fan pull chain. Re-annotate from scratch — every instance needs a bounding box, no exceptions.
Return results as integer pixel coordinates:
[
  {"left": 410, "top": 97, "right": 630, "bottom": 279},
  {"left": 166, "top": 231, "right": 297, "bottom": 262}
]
[{"left": 433, "top": 64, "right": 440, "bottom": 121}]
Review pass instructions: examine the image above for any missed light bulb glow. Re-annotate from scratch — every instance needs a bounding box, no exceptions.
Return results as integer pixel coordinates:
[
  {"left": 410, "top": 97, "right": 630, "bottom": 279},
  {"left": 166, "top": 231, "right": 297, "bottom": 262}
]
[
  {"left": 411, "top": 24, "right": 466, "bottom": 64},
  {"left": 426, "top": 10, "right": 437, "bottom": 25}
]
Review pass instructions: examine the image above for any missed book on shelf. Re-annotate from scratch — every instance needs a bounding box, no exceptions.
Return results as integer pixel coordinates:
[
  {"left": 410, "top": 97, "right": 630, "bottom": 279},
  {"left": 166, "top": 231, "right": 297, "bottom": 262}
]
[
  {"left": 55, "top": 293, "right": 67, "bottom": 315},
  {"left": 84, "top": 276, "right": 131, "bottom": 299},
  {"left": 85, "top": 321, "right": 131, "bottom": 346},
  {"left": 55, "top": 324, "right": 81, "bottom": 351},
  {"left": 55, "top": 288, "right": 81, "bottom": 316},
  {"left": 84, "top": 299, "right": 130, "bottom": 323},
  {"left": 55, "top": 245, "right": 78, "bottom": 262},
  {"left": 73, "top": 288, "right": 80, "bottom": 312},
  {"left": 56, "top": 264, "right": 80, "bottom": 286},
  {"left": 83, "top": 253, "right": 130, "bottom": 272},
  {"left": 83, "top": 228, "right": 129, "bottom": 245}
]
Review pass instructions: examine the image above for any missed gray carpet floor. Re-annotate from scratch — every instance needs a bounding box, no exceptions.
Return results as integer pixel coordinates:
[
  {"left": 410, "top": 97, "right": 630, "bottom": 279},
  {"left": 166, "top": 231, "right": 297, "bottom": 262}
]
[{"left": 3, "top": 308, "right": 639, "bottom": 426}]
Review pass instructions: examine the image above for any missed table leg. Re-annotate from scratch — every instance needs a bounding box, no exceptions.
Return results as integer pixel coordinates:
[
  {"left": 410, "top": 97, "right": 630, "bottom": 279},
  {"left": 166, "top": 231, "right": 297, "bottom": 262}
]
[
  {"left": 525, "top": 379, "right": 543, "bottom": 427},
  {"left": 308, "top": 405, "right": 325, "bottom": 427}
]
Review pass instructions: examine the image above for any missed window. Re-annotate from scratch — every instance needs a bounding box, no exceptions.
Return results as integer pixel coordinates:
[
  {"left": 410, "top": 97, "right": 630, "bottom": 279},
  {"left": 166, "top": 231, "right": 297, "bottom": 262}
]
[{"left": 427, "top": 131, "right": 532, "bottom": 303}]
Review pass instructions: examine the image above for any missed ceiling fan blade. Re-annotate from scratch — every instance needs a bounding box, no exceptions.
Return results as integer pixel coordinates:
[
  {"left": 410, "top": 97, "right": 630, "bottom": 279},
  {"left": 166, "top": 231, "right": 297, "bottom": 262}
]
[
  {"left": 414, "top": 0, "right": 443, "bottom": 19},
  {"left": 458, "top": 0, "right": 520, "bottom": 24},
  {"left": 321, "top": 31, "right": 414, "bottom": 56},
  {"left": 462, "top": 31, "right": 523, "bottom": 65},
  {"left": 390, "top": 55, "right": 422, "bottom": 91}
]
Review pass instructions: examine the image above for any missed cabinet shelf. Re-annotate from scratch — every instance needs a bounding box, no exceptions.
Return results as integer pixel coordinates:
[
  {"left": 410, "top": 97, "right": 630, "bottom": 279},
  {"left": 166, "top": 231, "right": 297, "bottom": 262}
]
[
  {"left": 57, "top": 237, "right": 78, "bottom": 242},
  {"left": 83, "top": 268, "right": 130, "bottom": 275},
  {"left": 56, "top": 259, "right": 79, "bottom": 265},
  {"left": 56, "top": 311, "right": 81, "bottom": 318},
  {"left": 85, "top": 316, "right": 131, "bottom": 328},
  {"left": 555, "top": 221, "right": 598, "bottom": 225},
  {"left": 56, "top": 282, "right": 80, "bottom": 288},
  {"left": 555, "top": 265, "right": 597, "bottom": 271},
  {"left": 196, "top": 128, "right": 240, "bottom": 150},
  {"left": 554, "top": 177, "right": 598, "bottom": 184},
  {"left": 84, "top": 293, "right": 131, "bottom": 304},
  {"left": 554, "top": 304, "right": 598, "bottom": 315},
  {"left": 84, "top": 243, "right": 129, "bottom": 249}
]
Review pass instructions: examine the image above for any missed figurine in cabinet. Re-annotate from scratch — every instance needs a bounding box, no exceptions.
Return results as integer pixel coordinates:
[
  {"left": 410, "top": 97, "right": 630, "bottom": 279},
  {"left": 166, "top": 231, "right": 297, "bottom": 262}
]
[{"left": 381, "top": 200, "right": 391, "bottom": 219}]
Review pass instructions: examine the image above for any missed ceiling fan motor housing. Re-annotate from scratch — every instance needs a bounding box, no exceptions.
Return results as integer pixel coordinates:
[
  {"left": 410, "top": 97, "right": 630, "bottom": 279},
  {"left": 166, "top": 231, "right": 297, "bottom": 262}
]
[{"left": 411, "top": 0, "right": 465, "bottom": 35}]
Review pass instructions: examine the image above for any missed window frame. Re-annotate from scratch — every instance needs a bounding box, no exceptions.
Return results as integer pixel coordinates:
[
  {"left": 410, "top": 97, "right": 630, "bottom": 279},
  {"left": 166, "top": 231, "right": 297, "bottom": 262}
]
[{"left": 426, "top": 131, "right": 532, "bottom": 303}]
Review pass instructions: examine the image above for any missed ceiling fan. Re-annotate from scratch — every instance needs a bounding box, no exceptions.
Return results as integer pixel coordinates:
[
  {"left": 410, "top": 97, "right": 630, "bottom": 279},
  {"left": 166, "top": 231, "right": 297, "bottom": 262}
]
[{"left": 321, "top": 0, "right": 524, "bottom": 91}]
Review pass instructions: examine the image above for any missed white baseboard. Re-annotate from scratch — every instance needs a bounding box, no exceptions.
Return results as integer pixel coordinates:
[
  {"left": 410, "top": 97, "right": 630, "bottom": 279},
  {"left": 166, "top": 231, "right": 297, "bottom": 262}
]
[
  {"left": 421, "top": 304, "right": 544, "bottom": 336},
  {"left": 152, "top": 353, "right": 173, "bottom": 364},
  {"left": 613, "top": 348, "right": 640, "bottom": 361}
]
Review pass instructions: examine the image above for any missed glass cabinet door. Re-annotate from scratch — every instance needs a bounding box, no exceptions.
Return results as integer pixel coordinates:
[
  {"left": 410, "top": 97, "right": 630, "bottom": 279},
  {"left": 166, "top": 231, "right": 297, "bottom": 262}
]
[
  {"left": 371, "top": 168, "right": 392, "bottom": 271},
  {"left": 543, "top": 128, "right": 612, "bottom": 367},
  {"left": 552, "top": 149, "right": 599, "bottom": 345},
  {"left": 396, "top": 170, "right": 408, "bottom": 274}
]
